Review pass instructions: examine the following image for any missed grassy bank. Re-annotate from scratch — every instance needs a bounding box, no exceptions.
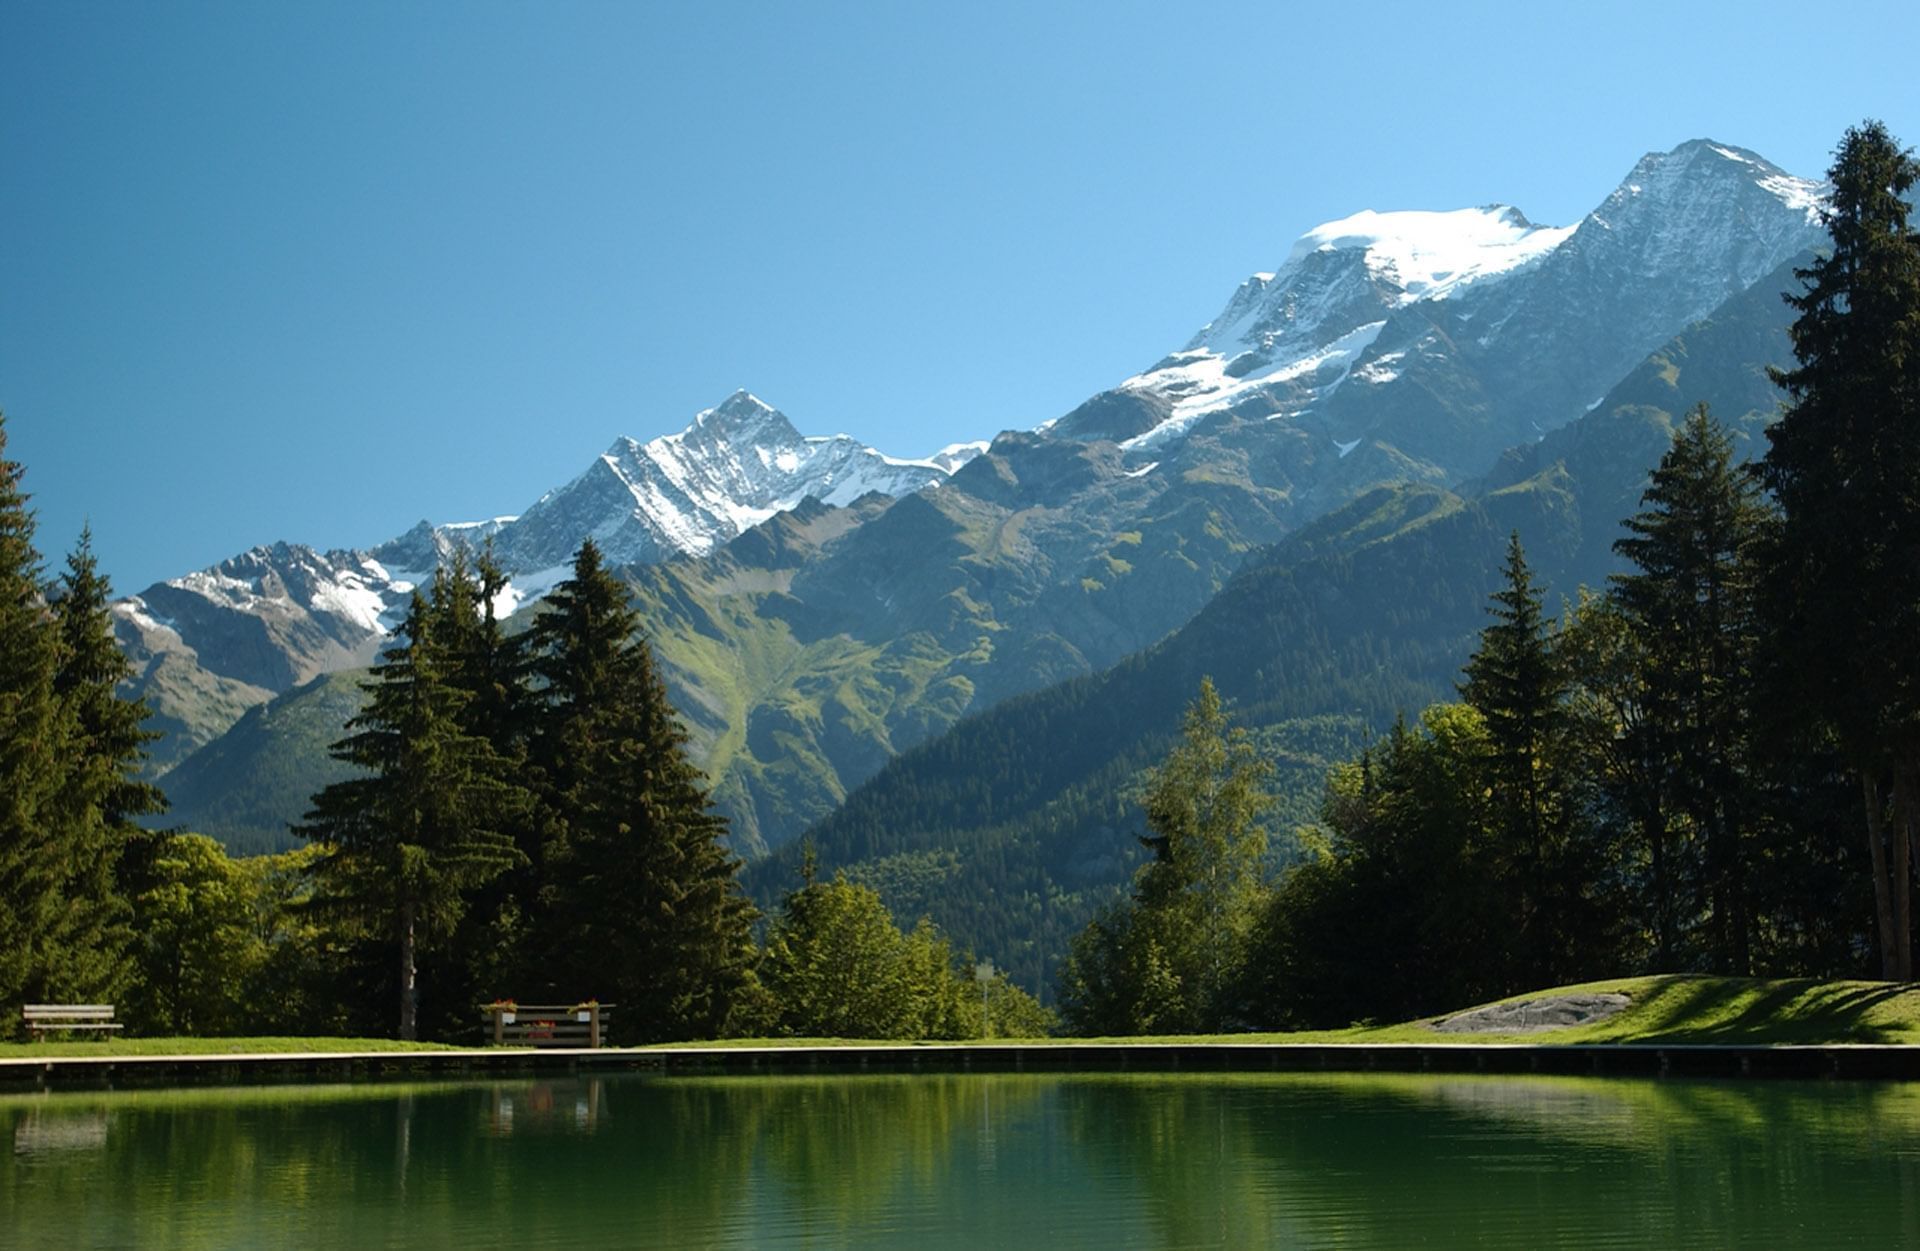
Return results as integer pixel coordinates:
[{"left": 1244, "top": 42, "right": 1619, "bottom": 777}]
[
  {"left": 1082, "top": 975, "right": 1920, "bottom": 1047},
  {"left": 7, "top": 976, "right": 1918, "bottom": 1058},
  {"left": 0, "top": 1036, "right": 464, "bottom": 1058}
]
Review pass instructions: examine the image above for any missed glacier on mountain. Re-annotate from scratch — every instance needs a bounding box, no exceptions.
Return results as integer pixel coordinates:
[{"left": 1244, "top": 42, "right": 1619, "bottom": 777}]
[
  {"left": 1072, "top": 139, "right": 1825, "bottom": 456},
  {"left": 1275, "top": 206, "right": 1573, "bottom": 308}
]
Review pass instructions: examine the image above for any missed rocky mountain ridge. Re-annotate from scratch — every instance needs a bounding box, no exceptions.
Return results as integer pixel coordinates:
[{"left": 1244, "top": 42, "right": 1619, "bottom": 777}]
[
  {"left": 133, "top": 139, "right": 1827, "bottom": 858},
  {"left": 1057, "top": 140, "right": 1820, "bottom": 473},
  {"left": 758, "top": 249, "right": 1813, "bottom": 988},
  {"left": 115, "top": 395, "right": 977, "bottom": 769}
]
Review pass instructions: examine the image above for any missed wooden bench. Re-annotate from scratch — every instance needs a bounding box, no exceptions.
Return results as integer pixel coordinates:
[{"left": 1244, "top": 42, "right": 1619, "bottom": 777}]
[
  {"left": 23, "top": 1005, "right": 123, "bottom": 1040},
  {"left": 480, "top": 1003, "right": 613, "bottom": 1048}
]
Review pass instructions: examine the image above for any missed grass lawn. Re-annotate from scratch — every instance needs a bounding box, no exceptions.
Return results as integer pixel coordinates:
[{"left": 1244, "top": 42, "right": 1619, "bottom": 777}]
[
  {"left": 659, "top": 975, "right": 1920, "bottom": 1048},
  {"left": 8, "top": 975, "right": 1919, "bottom": 1058},
  {"left": 1069, "top": 974, "right": 1920, "bottom": 1047}
]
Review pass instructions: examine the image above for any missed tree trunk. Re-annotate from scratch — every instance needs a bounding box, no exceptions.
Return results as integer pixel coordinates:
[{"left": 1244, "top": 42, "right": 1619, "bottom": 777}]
[
  {"left": 1862, "top": 772, "right": 1901, "bottom": 980},
  {"left": 1895, "top": 765, "right": 1918, "bottom": 982},
  {"left": 398, "top": 900, "right": 418, "bottom": 1041},
  {"left": 1719, "top": 799, "right": 1752, "bottom": 977},
  {"left": 1709, "top": 841, "right": 1731, "bottom": 972},
  {"left": 1647, "top": 797, "right": 1672, "bottom": 969}
]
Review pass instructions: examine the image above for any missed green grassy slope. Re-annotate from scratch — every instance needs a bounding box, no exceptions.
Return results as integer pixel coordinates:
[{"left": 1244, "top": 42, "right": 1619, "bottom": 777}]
[
  {"left": 625, "top": 440, "right": 1313, "bottom": 857},
  {"left": 1081, "top": 975, "right": 1920, "bottom": 1047}
]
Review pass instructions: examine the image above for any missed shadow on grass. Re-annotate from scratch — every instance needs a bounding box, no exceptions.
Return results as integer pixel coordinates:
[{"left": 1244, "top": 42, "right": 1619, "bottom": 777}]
[{"left": 1611, "top": 975, "right": 1915, "bottom": 1045}]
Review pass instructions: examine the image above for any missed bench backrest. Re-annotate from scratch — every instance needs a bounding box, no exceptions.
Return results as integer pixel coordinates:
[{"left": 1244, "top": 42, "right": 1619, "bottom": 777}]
[
  {"left": 481, "top": 1004, "right": 613, "bottom": 1048},
  {"left": 23, "top": 1005, "right": 115, "bottom": 1021}
]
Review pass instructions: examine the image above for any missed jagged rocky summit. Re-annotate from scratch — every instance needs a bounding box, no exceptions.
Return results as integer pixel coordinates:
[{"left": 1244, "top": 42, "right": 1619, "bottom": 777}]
[{"left": 114, "top": 392, "right": 985, "bottom": 769}]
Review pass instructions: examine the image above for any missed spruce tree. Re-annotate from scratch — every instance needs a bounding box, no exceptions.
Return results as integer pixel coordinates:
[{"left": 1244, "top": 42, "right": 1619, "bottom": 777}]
[
  {"left": 0, "top": 413, "right": 66, "bottom": 1025},
  {"left": 40, "top": 527, "right": 168, "bottom": 1000},
  {"left": 52, "top": 527, "right": 166, "bottom": 827},
  {"left": 1611, "top": 405, "right": 1770, "bottom": 972},
  {"left": 1462, "top": 533, "right": 1565, "bottom": 847},
  {"left": 527, "top": 540, "right": 756, "bottom": 1042},
  {"left": 1757, "top": 120, "right": 1920, "bottom": 979},
  {"left": 299, "top": 591, "right": 527, "bottom": 1039},
  {"left": 417, "top": 547, "right": 542, "bottom": 1034},
  {"left": 1460, "top": 532, "right": 1573, "bottom": 986},
  {"left": 462, "top": 543, "right": 534, "bottom": 753}
]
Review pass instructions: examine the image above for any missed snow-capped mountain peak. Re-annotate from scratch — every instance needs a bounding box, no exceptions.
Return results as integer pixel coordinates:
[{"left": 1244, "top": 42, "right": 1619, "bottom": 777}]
[
  {"left": 1605, "top": 139, "right": 1823, "bottom": 226},
  {"left": 1279, "top": 205, "right": 1575, "bottom": 305},
  {"left": 110, "top": 390, "right": 990, "bottom": 766},
  {"left": 1056, "top": 137, "right": 1826, "bottom": 456},
  {"left": 1180, "top": 205, "right": 1573, "bottom": 371},
  {"left": 490, "top": 392, "right": 976, "bottom": 575},
  {"left": 125, "top": 388, "right": 984, "bottom": 666},
  {"left": 681, "top": 389, "right": 802, "bottom": 447}
]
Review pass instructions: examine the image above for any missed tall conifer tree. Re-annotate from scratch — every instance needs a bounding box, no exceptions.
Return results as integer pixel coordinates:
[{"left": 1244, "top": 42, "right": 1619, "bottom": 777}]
[
  {"left": 39, "top": 527, "right": 168, "bottom": 999},
  {"left": 0, "top": 414, "right": 66, "bottom": 1023},
  {"left": 1462, "top": 534, "right": 1565, "bottom": 847},
  {"left": 1612, "top": 405, "right": 1770, "bottom": 971},
  {"left": 418, "top": 547, "right": 543, "bottom": 1032},
  {"left": 1758, "top": 120, "right": 1920, "bottom": 979},
  {"left": 53, "top": 527, "right": 166, "bottom": 828},
  {"left": 463, "top": 544, "right": 533, "bottom": 755},
  {"left": 527, "top": 539, "right": 756, "bottom": 1041},
  {"left": 299, "top": 592, "right": 527, "bottom": 1039},
  {"left": 1460, "top": 533, "right": 1574, "bottom": 985}
]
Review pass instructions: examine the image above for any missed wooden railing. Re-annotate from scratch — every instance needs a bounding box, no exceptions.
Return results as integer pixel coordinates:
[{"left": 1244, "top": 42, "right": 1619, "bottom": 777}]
[{"left": 480, "top": 1003, "right": 613, "bottom": 1048}]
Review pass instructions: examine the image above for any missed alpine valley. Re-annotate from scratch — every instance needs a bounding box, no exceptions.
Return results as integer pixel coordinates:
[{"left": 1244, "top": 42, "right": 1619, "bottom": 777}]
[{"left": 130, "top": 139, "right": 1825, "bottom": 981}]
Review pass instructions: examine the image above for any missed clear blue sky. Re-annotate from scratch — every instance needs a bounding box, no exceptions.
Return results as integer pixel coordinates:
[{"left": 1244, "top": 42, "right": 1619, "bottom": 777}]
[{"left": 4, "top": 1, "right": 1915, "bottom": 592}]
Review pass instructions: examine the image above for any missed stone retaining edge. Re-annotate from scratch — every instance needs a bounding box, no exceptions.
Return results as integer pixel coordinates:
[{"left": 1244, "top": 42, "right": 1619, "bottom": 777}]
[{"left": 5, "top": 1041, "right": 1919, "bottom": 1087}]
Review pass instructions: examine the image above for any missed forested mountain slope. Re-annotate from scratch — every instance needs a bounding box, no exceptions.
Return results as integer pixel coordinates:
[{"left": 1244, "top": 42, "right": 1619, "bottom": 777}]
[
  {"left": 749, "top": 257, "right": 1806, "bottom": 991},
  {"left": 157, "top": 670, "right": 368, "bottom": 857}
]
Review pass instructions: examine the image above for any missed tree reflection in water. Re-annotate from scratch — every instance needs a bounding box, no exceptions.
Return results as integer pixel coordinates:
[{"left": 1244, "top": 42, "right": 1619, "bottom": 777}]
[{"left": 4, "top": 1072, "right": 1920, "bottom": 1248}]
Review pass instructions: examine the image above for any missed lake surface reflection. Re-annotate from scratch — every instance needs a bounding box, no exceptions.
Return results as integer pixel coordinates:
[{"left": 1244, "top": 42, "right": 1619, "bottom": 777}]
[{"left": 7, "top": 1069, "right": 1920, "bottom": 1248}]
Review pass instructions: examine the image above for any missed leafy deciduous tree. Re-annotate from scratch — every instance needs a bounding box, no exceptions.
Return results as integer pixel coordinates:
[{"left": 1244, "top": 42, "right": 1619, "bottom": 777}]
[
  {"left": 761, "top": 870, "right": 963, "bottom": 1039},
  {"left": 1061, "top": 678, "right": 1274, "bottom": 1034}
]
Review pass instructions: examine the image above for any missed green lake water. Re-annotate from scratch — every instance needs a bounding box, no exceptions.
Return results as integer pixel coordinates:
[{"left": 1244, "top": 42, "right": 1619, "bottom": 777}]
[{"left": 6, "top": 1070, "right": 1920, "bottom": 1248}]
